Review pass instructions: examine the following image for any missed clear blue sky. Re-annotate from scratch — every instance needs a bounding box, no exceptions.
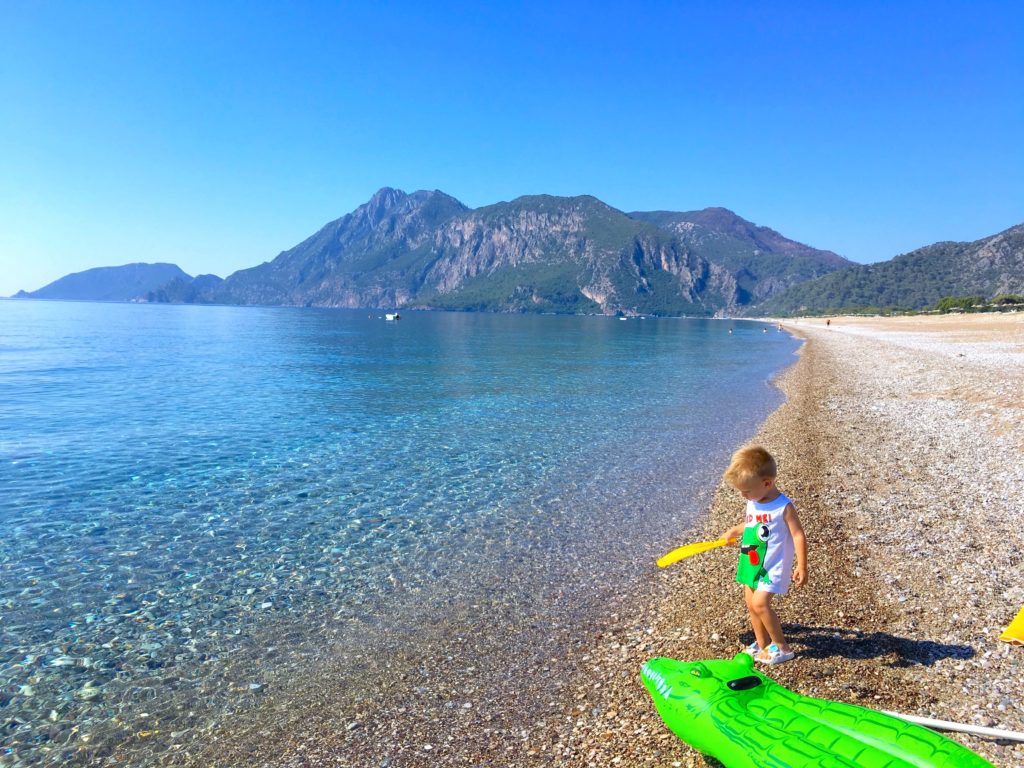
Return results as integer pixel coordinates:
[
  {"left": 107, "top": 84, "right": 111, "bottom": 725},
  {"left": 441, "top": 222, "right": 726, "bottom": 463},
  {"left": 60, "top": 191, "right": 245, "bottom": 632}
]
[{"left": 2, "top": 1, "right": 1021, "bottom": 295}]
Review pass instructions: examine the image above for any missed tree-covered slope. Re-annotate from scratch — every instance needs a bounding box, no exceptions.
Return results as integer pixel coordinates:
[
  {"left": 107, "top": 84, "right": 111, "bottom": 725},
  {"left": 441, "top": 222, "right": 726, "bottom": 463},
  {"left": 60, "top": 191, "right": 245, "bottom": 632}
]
[{"left": 755, "top": 223, "right": 1024, "bottom": 315}]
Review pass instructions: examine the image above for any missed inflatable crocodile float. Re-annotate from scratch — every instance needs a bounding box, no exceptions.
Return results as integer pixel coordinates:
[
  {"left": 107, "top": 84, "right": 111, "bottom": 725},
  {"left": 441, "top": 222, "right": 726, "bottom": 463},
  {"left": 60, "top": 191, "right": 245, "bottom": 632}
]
[{"left": 641, "top": 654, "right": 993, "bottom": 767}]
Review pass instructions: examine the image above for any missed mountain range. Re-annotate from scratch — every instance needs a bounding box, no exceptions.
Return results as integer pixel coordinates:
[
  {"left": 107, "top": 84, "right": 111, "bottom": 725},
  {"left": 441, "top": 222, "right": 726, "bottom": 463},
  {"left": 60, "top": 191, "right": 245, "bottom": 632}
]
[
  {"left": 198, "top": 188, "right": 850, "bottom": 315},
  {"left": 11, "top": 188, "right": 1022, "bottom": 315}
]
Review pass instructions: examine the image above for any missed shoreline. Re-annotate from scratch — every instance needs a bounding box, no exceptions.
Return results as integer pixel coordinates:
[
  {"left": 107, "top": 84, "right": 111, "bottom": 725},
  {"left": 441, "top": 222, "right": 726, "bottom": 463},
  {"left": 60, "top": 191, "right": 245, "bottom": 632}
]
[
  {"left": 111, "top": 313, "right": 1022, "bottom": 767},
  {"left": 563, "top": 313, "right": 1024, "bottom": 767}
]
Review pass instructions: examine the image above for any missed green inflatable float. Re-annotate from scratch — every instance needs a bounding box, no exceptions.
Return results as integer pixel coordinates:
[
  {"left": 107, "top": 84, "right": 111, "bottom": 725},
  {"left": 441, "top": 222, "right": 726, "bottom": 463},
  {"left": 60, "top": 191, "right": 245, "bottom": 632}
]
[{"left": 641, "top": 654, "right": 993, "bottom": 767}]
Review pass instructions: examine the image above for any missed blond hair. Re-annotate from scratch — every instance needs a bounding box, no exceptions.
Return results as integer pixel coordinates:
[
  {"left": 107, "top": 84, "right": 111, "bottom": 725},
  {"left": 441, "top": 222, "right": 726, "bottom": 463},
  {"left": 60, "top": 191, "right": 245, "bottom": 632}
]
[{"left": 723, "top": 445, "right": 777, "bottom": 486}]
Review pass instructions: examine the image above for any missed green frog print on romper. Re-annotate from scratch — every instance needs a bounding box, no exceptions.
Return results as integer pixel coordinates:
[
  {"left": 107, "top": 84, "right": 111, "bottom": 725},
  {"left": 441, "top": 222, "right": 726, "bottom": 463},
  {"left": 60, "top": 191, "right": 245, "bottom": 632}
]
[{"left": 737, "top": 523, "right": 770, "bottom": 589}]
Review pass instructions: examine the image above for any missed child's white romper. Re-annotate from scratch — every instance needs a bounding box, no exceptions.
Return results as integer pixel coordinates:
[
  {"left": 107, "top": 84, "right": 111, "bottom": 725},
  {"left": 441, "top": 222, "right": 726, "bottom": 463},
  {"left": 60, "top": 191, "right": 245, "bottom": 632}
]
[{"left": 739, "top": 493, "right": 794, "bottom": 594}]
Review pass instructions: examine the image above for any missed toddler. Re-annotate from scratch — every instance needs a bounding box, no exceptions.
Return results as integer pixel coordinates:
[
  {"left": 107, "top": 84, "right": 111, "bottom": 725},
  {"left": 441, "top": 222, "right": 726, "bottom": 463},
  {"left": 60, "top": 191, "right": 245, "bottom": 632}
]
[{"left": 721, "top": 446, "right": 807, "bottom": 665}]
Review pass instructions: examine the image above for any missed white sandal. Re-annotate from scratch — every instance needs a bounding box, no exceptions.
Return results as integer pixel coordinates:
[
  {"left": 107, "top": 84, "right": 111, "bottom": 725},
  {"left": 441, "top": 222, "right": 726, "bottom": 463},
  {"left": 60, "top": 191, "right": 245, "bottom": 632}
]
[
  {"left": 741, "top": 641, "right": 761, "bottom": 657},
  {"left": 757, "top": 643, "right": 795, "bottom": 665}
]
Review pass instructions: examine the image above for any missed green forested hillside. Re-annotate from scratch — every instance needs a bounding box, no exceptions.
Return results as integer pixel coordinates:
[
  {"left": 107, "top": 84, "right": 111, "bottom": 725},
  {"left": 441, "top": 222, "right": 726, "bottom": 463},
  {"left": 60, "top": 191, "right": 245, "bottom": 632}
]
[{"left": 755, "top": 224, "right": 1024, "bottom": 315}]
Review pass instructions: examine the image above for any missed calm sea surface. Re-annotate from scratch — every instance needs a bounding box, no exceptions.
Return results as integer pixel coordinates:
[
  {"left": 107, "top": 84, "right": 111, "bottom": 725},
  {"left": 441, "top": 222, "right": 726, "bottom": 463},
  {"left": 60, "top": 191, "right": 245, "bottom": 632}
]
[{"left": 0, "top": 301, "right": 798, "bottom": 765}]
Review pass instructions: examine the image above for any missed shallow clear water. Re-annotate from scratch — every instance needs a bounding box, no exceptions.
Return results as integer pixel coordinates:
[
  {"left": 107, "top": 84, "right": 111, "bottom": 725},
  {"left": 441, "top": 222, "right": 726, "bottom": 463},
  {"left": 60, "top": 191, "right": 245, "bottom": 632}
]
[{"left": 0, "top": 301, "right": 798, "bottom": 765}]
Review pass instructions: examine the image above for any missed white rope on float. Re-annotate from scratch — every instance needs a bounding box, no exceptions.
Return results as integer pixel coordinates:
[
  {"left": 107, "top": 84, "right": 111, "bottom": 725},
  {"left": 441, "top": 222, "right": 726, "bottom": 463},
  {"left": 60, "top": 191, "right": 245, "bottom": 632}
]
[{"left": 882, "top": 711, "right": 1024, "bottom": 743}]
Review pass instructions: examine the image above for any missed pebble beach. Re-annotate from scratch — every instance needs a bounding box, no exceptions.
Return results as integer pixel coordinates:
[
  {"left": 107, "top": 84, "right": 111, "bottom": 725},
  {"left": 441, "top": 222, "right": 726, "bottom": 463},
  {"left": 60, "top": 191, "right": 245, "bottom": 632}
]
[
  {"left": 93, "top": 312, "right": 1023, "bottom": 768},
  {"left": 562, "top": 312, "right": 1024, "bottom": 768}
]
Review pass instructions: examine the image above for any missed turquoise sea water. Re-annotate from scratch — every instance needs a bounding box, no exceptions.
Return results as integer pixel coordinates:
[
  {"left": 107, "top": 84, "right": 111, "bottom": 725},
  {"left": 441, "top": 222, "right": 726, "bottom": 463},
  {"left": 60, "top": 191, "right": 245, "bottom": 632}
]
[{"left": 0, "top": 301, "right": 798, "bottom": 765}]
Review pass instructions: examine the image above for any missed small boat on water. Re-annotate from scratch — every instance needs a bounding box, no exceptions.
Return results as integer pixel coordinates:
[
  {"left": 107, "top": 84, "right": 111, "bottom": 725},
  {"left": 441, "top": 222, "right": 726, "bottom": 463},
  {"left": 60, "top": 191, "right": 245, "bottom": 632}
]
[{"left": 384, "top": 313, "right": 400, "bottom": 321}]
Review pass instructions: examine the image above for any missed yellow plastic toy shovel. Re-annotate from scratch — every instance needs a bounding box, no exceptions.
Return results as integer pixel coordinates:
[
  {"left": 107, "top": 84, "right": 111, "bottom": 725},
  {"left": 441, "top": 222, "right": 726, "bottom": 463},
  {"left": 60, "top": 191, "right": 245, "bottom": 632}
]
[
  {"left": 656, "top": 538, "right": 735, "bottom": 569},
  {"left": 998, "top": 605, "right": 1024, "bottom": 645}
]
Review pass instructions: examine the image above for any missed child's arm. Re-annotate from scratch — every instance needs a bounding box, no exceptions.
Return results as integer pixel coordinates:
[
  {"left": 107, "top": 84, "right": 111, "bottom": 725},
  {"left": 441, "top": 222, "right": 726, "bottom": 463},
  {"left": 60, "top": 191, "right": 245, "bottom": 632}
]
[
  {"left": 721, "top": 522, "right": 745, "bottom": 544},
  {"left": 784, "top": 503, "right": 808, "bottom": 586}
]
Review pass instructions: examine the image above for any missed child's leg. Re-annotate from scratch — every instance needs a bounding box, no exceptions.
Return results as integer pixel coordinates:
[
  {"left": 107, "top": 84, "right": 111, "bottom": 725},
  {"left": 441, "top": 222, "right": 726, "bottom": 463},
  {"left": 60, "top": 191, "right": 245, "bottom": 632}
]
[
  {"left": 743, "top": 586, "right": 771, "bottom": 649},
  {"left": 747, "top": 589, "right": 791, "bottom": 652}
]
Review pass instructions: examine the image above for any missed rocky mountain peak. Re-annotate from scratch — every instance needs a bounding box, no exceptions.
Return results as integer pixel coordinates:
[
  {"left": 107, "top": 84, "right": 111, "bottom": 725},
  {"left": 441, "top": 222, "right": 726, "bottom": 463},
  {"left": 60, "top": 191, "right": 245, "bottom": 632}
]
[{"left": 359, "top": 187, "right": 410, "bottom": 227}]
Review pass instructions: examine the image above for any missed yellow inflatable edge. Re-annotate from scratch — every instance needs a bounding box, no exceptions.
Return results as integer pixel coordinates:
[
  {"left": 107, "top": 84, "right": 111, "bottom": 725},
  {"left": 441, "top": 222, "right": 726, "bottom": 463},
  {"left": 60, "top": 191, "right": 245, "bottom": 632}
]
[{"left": 998, "top": 605, "right": 1024, "bottom": 645}]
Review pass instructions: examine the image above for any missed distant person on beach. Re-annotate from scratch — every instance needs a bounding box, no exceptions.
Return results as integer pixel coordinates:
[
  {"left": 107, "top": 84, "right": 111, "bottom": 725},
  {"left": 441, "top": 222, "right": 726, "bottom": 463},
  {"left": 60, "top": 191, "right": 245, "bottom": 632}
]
[{"left": 720, "top": 446, "right": 807, "bottom": 665}]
